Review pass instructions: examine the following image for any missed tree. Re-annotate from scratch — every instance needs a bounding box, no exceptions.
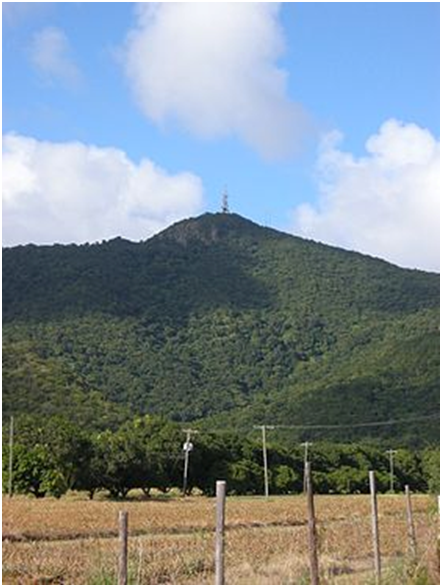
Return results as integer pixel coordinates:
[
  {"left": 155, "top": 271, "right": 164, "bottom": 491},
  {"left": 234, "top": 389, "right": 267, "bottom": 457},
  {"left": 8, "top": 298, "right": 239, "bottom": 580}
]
[
  {"left": 421, "top": 447, "right": 440, "bottom": 494},
  {"left": 3, "top": 443, "right": 67, "bottom": 498},
  {"left": 272, "top": 465, "right": 299, "bottom": 494},
  {"left": 2, "top": 415, "right": 91, "bottom": 498},
  {"left": 227, "top": 459, "right": 262, "bottom": 495}
]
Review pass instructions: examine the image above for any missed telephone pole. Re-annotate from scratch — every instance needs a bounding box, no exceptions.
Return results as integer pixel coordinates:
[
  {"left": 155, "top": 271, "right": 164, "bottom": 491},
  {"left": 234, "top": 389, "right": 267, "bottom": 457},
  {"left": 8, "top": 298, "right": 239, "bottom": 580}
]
[
  {"left": 182, "top": 429, "right": 198, "bottom": 496},
  {"left": 301, "top": 441, "right": 313, "bottom": 494},
  {"left": 8, "top": 415, "right": 14, "bottom": 498},
  {"left": 254, "top": 425, "right": 274, "bottom": 498},
  {"left": 386, "top": 449, "right": 397, "bottom": 493}
]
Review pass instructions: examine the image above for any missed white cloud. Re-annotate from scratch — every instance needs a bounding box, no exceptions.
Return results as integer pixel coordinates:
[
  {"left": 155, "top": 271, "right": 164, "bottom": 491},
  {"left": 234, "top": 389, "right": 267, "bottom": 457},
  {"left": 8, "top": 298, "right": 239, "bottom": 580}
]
[
  {"left": 292, "top": 120, "right": 440, "bottom": 272},
  {"left": 2, "top": 134, "right": 204, "bottom": 246},
  {"left": 30, "top": 26, "right": 82, "bottom": 88},
  {"left": 123, "top": 2, "right": 309, "bottom": 159},
  {"left": 2, "top": 2, "right": 55, "bottom": 25}
]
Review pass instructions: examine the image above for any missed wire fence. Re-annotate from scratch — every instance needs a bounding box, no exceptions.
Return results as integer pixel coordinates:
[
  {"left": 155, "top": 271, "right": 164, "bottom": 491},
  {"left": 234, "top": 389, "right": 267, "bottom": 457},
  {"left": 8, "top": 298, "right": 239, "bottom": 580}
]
[{"left": 2, "top": 470, "right": 439, "bottom": 585}]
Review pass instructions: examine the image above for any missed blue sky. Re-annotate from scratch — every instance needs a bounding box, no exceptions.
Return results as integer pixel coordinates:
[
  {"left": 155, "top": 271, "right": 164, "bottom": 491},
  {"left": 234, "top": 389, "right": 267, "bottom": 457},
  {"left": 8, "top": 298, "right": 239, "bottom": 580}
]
[{"left": 3, "top": 2, "right": 440, "bottom": 271}]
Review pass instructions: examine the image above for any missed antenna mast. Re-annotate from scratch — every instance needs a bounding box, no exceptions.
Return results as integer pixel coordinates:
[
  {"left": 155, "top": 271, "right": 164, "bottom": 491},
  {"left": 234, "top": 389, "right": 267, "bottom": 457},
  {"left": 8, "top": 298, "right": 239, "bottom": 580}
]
[{"left": 221, "top": 187, "right": 230, "bottom": 214}]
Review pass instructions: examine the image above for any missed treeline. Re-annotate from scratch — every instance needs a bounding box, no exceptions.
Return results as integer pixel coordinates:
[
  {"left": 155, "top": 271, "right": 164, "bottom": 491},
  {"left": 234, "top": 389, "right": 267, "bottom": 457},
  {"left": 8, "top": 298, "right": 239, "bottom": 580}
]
[{"left": 3, "top": 415, "right": 439, "bottom": 499}]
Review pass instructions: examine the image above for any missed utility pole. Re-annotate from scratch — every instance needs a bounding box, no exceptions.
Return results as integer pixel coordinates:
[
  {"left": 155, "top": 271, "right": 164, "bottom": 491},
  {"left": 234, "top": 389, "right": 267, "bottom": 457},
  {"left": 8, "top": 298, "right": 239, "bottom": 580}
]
[
  {"left": 386, "top": 449, "right": 397, "bottom": 493},
  {"left": 254, "top": 425, "right": 274, "bottom": 498},
  {"left": 301, "top": 441, "right": 313, "bottom": 494},
  {"left": 182, "top": 429, "right": 198, "bottom": 496},
  {"left": 8, "top": 415, "right": 14, "bottom": 498}
]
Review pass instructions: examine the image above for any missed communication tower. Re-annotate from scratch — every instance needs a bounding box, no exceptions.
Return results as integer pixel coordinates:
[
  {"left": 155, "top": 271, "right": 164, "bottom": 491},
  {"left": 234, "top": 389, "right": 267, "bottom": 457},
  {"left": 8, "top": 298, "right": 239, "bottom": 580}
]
[{"left": 221, "top": 187, "right": 230, "bottom": 214}]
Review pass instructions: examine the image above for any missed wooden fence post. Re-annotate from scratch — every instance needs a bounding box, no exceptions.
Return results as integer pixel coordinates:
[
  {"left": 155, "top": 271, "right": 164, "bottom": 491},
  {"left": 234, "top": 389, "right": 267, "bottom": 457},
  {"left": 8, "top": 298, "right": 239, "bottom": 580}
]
[
  {"left": 306, "top": 462, "right": 320, "bottom": 585},
  {"left": 405, "top": 485, "right": 417, "bottom": 560},
  {"left": 118, "top": 511, "right": 129, "bottom": 585},
  {"left": 215, "top": 480, "right": 227, "bottom": 585},
  {"left": 369, "top": 471, "right": 381, "bottom": 584}
]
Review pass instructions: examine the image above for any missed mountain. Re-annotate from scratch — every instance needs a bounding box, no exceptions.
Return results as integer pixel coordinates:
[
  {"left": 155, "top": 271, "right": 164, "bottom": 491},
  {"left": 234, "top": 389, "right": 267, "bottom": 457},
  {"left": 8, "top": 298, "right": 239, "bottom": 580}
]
[{"left": 3, "top": 213, "right": 440, "bottom": 445}]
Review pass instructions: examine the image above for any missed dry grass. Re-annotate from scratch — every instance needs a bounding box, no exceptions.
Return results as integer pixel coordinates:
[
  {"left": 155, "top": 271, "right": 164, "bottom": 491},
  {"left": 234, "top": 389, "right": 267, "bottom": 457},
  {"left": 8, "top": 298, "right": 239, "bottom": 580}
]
[{"left": 2, "top": 493, "right": 438, "bottom": 585}]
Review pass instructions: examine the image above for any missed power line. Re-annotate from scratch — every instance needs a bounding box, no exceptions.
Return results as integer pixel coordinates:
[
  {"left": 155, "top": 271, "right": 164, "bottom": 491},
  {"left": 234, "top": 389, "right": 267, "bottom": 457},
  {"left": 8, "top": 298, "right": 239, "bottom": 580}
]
[
  {"left": 178, "top": 413, "right": 439, "bottom": 437},
  {"left": 271, "top": 413, "right": 439, "bottom": 431}
]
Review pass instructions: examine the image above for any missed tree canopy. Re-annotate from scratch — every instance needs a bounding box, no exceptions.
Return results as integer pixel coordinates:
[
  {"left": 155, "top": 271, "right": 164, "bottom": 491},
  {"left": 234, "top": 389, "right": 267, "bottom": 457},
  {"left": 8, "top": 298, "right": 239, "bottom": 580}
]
[{"left": 3, "top": 213, "right": 439, "bottom": 447}]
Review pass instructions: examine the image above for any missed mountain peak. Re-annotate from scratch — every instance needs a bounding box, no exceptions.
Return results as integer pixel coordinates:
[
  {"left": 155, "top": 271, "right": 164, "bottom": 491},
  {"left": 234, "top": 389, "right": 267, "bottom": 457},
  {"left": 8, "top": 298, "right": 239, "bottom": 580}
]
[
  {"left": 154, "top": 212, "right": 266, "bottom": 246},
  {"left": 3, "top": 206, "right": 439, "bottom": 445}
]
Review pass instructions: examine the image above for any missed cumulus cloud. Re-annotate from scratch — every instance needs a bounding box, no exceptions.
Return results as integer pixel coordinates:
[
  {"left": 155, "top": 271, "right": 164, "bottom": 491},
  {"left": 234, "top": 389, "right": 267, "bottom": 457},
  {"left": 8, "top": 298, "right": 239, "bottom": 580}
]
[
  {"left": 2, "top": 2, "right": 55, "bottom": 25},
  {"left": 292, "top": 120, "right": 440, "bottom": 272},
  {"left": 123, "top": 2, "right": 309, "bottom": 159},
  {"left": 30, "top": 26, "right": 82, "bottom": 88},
  {"left": 2, "top": 133, "right": 204, "bottom": 246}
]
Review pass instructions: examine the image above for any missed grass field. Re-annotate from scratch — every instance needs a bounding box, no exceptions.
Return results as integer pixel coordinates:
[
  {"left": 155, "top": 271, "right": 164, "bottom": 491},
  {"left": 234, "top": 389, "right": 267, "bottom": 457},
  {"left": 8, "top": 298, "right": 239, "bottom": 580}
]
[{"left": 2, "top": 493, "right": 439, "bottom": 585}]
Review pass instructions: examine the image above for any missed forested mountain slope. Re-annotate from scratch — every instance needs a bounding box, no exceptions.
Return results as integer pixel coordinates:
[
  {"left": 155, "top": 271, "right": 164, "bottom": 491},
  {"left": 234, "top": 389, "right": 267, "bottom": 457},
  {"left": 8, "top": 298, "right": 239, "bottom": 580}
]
[{"left": 3, "top": 213, "right": 439, "bottom": 445}]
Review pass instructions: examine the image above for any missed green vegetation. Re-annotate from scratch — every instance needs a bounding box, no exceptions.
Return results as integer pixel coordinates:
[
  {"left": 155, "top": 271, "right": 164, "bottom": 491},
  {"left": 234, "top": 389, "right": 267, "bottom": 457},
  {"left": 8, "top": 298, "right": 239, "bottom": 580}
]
[
  {"left": 2, "top": 213, "right": 439, "bottom": 448},
  {"left": 3, "top": 414, "right": 439, "bottom": 499},
  {"left": 421, "top": 447, "right": 440, "bottom": 494}
]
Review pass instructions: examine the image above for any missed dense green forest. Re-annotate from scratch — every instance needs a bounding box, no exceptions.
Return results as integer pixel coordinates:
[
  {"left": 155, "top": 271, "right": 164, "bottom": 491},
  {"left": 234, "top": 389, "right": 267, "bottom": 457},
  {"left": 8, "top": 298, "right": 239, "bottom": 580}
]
[{"left": 3, "top": 213, "right": 440, "bottom": 448}]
